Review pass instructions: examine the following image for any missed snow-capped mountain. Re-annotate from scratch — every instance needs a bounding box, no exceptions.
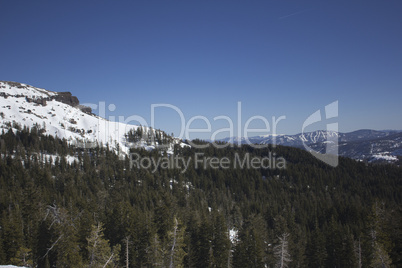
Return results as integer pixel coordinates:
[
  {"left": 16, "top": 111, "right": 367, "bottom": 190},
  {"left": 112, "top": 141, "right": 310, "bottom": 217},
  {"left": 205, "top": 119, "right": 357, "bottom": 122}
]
[
  {"left": 219, "top": 130, "right": 340, "bottom": 148},
  {"left": 219, "top": 129, "right": 402, "bottom": 164},
  {"left": 311, "top": 131, "right": 402, "bottom": 163},
  {"left": 0, "top": 81, "right": 185, "bottom": 155}
]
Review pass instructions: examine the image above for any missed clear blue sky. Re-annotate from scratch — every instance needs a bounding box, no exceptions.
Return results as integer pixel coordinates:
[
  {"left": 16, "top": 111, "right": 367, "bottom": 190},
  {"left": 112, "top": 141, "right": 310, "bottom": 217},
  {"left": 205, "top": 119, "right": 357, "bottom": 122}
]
[{"left": 1, "top": 0, "right": 401, "bottom": 139}]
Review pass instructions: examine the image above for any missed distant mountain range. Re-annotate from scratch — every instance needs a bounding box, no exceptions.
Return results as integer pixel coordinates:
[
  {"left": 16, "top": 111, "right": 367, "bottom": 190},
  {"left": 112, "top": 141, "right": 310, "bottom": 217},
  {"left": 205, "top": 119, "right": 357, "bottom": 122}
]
[
  {"left": 218, "top": 129, "right": 402, "bottom": 164},
  {"left": 1, "top": 80, "right": 400, "bottom": 164}
]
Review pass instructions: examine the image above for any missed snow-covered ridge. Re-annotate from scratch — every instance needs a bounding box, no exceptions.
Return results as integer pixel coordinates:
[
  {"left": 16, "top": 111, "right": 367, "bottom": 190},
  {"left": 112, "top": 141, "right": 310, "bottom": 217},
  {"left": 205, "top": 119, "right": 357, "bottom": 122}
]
[
  {"left": 218, "top": 129, "right": 402, "bottom": 164},
  {"left": 0, "top": 81, "right": 185, "bottom": 155},
  {"left": 0, "top": 81, "right": 58, "bottom": 99},
  {"left": 219, "top": 130, "right": 339, "bottom": 147}
]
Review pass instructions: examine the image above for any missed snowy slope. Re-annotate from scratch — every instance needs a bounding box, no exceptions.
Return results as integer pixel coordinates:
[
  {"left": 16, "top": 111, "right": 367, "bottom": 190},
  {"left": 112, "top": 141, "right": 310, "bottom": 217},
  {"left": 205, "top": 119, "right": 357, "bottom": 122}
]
[
  {"left": 0, "top": 81, "right": 184, "bottom": 155},
  {"left": 0, "top": 266, "right": 28, "bottom": 268}
]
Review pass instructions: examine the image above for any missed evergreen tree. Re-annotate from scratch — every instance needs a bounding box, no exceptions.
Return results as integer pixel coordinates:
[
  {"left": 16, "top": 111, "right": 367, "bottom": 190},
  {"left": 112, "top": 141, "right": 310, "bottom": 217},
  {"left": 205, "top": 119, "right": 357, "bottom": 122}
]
[
  {"left": 306, "top": 221, "right": 327, "bottom": 267},
  {"left": 10, "top": 247, "right": 33, "bottom": 267},
  {"left": 148, "top": 233, "right": 164, "bottom": 267},
  {"left": 1, "top": 209, "right": 24, "bottom": 262},
  {"left": 0, "top": 237, "right": 5, "bottom": 264},
  {"left": 325, "top": 217, "right": 343, "bottom": 267},
  {"left": 367, "top": 202, "right": 392, "bottom": 268},
  {"left": 87, "top": 223, "right": 121, "bottom": 268},
  {"left": 44, "top": 205, "right": 83, "bottom": 268},
  {"left": 339, "top": 231, "right": 357, "bottom": 268},
  {"left": 211, "top": 212, "right": 231, "bottom": 267},
  {"left": 190, "top": 220, "right": 212, "bottom": 267},
  {"left": 233, "top": 215, "right": 268, "bottom": 268}
]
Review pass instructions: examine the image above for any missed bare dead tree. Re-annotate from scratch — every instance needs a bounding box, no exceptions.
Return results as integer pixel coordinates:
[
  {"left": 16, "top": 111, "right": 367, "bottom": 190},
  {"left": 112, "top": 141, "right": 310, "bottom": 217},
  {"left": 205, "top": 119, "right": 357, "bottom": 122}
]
[
  {"left": 274, "top": 233, "right": 291, "bottom": 268},
  {"left": 169, "top": 217, "right": 178, "bottom": 268},
  {"left": 102, "top": 253, "right": 114, "bottom": 268},
  {"left": 354, "top": 238, "right": 362, "bottom": 268},
  {"left": 42, "top": 235, "right": 63, "bottom": 259},
  {"left": 125, "top": 236, "right": 130, "bottom": 268}
]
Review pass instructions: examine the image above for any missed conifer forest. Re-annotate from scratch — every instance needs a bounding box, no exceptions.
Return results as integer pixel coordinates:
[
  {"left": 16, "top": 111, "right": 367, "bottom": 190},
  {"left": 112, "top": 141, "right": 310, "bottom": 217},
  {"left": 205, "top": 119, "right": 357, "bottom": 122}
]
[{"left": 0, "top": 127, "right": 401, "bottom": 267}]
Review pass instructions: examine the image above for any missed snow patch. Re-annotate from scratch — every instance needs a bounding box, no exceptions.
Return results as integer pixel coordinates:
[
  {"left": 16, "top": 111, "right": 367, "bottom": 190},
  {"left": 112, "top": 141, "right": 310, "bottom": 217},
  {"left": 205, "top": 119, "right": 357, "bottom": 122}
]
[
  {"left": 369, "top": 154, "right": 398, "bottom": 162},
  {"left": 0, "top": 266, "right": 29, "bottom": 268},
  {"left": 229, "top": 228, "right": 238, "bottom": 243}
]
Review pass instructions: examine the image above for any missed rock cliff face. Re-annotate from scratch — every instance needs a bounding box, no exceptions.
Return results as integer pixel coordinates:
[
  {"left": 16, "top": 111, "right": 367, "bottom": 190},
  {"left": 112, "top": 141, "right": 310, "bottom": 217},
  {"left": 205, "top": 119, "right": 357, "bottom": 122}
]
[{"left": 53, "top": 91, "right": 80, "bottom": 107}]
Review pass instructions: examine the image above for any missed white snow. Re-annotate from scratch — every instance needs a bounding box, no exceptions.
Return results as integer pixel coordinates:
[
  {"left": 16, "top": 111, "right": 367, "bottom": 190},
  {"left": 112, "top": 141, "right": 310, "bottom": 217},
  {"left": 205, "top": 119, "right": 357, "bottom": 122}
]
[
  {"left": 184, "top": 181, "right": 193, "bottom": 190},
  {"left": 258, "top": 133, "right": 284, "bottom": 138},
  {"left": 370, "top": 154, "right": 398, "bottom": 162},
  {"left": 1, "top": 81, "right": 57, "bottom": 98},
  {"left": 0, "top": 266, "right": 28, "bottom": 268},
  {"left": 169, "top": 179, "right": 177, "bottom": 189},
  {"left": 229, "top": 228, "right": 238, "bottom": 243},
  {"left": 41, "top": 154, "right": 79, "bottom": 165}
]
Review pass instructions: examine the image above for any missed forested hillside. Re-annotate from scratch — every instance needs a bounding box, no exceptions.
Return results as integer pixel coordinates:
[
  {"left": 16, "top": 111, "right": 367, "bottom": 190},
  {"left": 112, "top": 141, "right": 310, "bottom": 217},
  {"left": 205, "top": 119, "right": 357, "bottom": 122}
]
[{"left": 0, "top": 127, "right": 401, "bottom": 267}]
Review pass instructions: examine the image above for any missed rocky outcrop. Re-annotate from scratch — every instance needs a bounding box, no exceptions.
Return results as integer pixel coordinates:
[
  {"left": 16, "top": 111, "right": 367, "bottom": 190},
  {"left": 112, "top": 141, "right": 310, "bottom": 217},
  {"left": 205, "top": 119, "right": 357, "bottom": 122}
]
[
  {"left": 53, "top": 92, "right": 79, "bottom": 107},
  {"left": 76, "top": 104, "right": 93, "bottom": 114},
  {"left": 1, "top": 81, "right": 82, "bottom": 108},
  {"left": 2, "top": 81, "right": 25, "bottom": 88}
]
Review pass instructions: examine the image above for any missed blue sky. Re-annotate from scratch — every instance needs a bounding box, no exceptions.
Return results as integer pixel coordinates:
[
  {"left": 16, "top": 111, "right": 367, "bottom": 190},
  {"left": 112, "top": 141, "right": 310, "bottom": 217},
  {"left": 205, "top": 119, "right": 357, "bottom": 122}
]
[{"left": 1, "top": 0, "right": 401, "bottom": 139}]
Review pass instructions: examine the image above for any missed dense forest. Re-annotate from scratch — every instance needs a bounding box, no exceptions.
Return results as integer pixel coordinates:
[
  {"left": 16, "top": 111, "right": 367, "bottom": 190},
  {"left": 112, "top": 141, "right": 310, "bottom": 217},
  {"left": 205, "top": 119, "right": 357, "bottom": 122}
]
[{"left": 0, "top": 127, "right": 401, "bottom": 267}]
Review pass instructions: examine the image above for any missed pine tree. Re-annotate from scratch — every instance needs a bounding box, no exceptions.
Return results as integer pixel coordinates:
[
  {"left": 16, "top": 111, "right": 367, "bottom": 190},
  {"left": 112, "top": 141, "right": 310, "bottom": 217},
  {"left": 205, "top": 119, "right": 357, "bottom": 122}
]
[
  {"left": 306, "top": 221, "right": 327, "bottom": 267},
  {"left": 367, "top": 202, "right": 392, "bottom": 268},
  {"left": 211, "top": 212, "right": 230, "bottom": 267},
  {"left": 148, "top": 233, "right": 164, "bottom": 267},
  {"left": 42, "top": 204, "right": 83, "bottom": 267},
  {"left": 154, "top": 199, "right": 173, "bottom": 243},
  {"left": 233, "top": 215, "right": 267, "bottom": 268},
  {"left": 340, "top": 231, "right": 357, "bottom": 268},
  {"left": 0, "top": 236, "right": 6, "bottom": 264},
  {"left": 1, "top": 209, "right": 24, "bottom": 262},
  {"left": 196, "top": 220, "right": 213, "bottom": 267},
  {"left": 325, "top": 217, "right": 343, "bottom": 267},
  {"left": 87, "top": 223, "right": 121, "bottom": 268},
  {"left": 10, "top": 247, "right": 33, "bottom": 267}
]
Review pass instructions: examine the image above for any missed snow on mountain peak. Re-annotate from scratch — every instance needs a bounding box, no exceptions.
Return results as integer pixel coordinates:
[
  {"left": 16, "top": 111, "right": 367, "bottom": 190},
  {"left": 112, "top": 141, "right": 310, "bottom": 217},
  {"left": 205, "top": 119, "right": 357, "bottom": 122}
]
[
  {"left": 1, "top": 81, "right": 57, "bottom": 99},
  {"left": 0, "top": 81, "right": 182, "bottom": 155}
]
